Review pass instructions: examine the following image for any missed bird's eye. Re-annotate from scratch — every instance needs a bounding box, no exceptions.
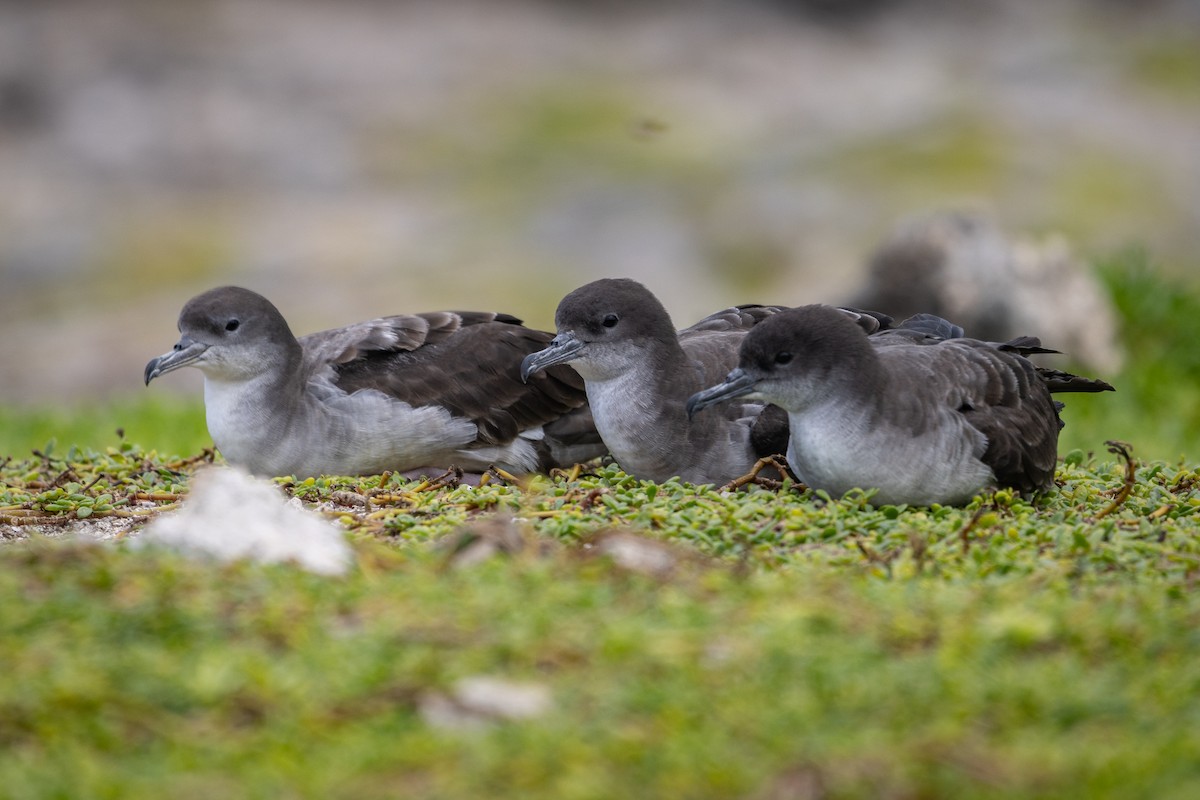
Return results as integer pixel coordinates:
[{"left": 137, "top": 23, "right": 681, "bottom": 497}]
[
  {"left": 225, "top": 319, "right": 240, "bottom": 332},
  {"left": 774, "top": 351, "right": 793, "bottom": 365},
  {"left": 602, "top": 313, "right": 619, "bottom": 328}
]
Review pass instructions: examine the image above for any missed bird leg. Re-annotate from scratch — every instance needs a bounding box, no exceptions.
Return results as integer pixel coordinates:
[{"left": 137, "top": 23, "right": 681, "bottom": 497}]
[
  {"left": 719, "top": 455, "right": 804, "bottom": 493},
  {"left": 1092, "top": 440, "right": 1136, "bottom": 521},
  {"left": 479, "top": 466, "right": 521, "bottom": 487},
  {"left": 410, "top": 466, "right": 464, "bottom": 492},
  {"left": 550, "top": 463, "right": 584, "bottom": 483},
  {"left": 549, "top": 463, "right": 602, "bottom": 483}
]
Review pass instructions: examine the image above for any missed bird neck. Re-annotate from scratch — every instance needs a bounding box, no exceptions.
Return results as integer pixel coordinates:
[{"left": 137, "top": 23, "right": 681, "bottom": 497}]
[{"left": 201, "top": 341, "right": 306, "bottom": 470}]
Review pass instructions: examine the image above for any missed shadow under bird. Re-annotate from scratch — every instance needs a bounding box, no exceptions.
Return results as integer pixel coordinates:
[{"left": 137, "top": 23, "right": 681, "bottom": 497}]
[
  {"left": 520, "top": 278, "right": 801, "bottom": 486},
  {"left": 687, "top": 304, "right": 1115, "bottom": 507},
  {"left": 144, "top": 286, "right": 604, "bottom": 478}
]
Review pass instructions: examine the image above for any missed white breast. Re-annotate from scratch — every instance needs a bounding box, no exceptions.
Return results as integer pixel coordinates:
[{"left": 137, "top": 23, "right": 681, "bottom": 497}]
[
  {"left": 585, "top": 366, "right": 673, "bottom": 479},
  {"left": 786, "top": 400, "right": 993, "bottom": 506},
  {"left": 204, "top": 375, "right": 282, "bottom": 471},
  {"left": 204, "top": 376, "right": 482, "bottom": 477},
  {"left": 586, "top": 363, "right": 758, "bottom": 485}
]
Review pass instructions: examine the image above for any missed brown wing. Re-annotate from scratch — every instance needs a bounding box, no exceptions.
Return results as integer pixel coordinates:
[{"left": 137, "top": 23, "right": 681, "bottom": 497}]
[
  {"left": 876, "top": 337, "right": 1060, "bottom": 494},
  {"left": 937, "top": 340, "right": 1061, "bottom": 494},
  {"left": 680, "top": 302, "right": 889, "bottom": 338},
  {"left": 838, "top": 306, "right": 898, "bottom": 335},
  {"left": 679, "top": 304, "right": 788, "bottom": 335},
  {"left": 308, "top": 313, "right": 588, "bottom": 446},
  {"left": 299, "top": 311, "right": 521, "bottom": 368}
]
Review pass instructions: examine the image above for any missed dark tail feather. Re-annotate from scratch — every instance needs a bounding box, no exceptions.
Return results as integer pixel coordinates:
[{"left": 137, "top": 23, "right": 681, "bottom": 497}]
[
  {"left": 997, "top": 335, "right": 1060, "bottom": 357},
  {"left": 1037, "top": 367, "right": 1116, "bottom": 394}
]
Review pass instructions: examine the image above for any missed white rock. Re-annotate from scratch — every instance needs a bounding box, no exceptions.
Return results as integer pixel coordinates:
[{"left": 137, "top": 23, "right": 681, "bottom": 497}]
[
  {"left": 136, "top": 466, "right": 352, "bottom": 576},
  {"left": 420, "top": 676, "right": 553, "bottom": 731}
]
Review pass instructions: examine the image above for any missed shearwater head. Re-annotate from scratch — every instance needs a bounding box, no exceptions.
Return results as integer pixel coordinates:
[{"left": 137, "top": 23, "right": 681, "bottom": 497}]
[
  {"left": 520, "top": 278, "right": 678, "bottom": 384},
  {"left": 144, "top": 286, "right": 300, "bottom": 386}
]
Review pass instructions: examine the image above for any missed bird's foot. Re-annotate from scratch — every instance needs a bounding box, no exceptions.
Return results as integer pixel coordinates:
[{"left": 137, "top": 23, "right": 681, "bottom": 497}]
[
  {"left": 719, "top": 455, "right": 804, "bottom": 493},
  {"left": 479, "top": 466, "right": 521, "bottom": 487},
  {"left": 549, "top": 463, "right": 594, "bottom": 483},
  {"left": 409, "top": 466, "right": 464, "bottom": 492}
]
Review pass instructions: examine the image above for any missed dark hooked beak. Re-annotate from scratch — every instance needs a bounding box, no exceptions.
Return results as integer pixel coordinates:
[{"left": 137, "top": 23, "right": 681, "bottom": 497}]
[
  {"left": 520, "top": 333, "right": 585, "bottom": 383},
  {"left": 144, "top": 335, "right": 209, "bottom": 385},
  {"left": 686, "top": 368, "right": 760, "bottom": 420}
]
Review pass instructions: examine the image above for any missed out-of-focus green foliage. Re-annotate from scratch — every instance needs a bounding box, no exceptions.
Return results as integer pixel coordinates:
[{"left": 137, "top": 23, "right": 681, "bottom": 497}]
[
  {"left": 1056, "top": 250, "right": 1200, "bottom": 462},
  {"left": 0, "top": 394, "right": 209, "bottom": 464},
  {"left": 1128, "top": 33, "right": 1200, "bottom": 104}
]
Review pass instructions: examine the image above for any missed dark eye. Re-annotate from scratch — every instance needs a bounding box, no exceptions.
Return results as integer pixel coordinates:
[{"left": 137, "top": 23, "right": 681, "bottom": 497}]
[
  {"left": 225, "top": 319, "right": 240, "bottom": 332},
  {"left": 602, "top": 313, "right": 619, "bottom": 328},
  {"left": 774, "top": 351, "right": 793, "bottom": 365}
]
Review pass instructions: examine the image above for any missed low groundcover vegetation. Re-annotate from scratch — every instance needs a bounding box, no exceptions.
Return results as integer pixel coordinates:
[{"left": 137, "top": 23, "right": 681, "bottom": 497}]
[{"left": 2, "top": 439, "right": 1199, "bottom": 798}]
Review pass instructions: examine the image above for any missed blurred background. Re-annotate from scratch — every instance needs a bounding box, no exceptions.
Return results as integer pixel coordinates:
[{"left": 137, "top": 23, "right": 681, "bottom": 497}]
[{"left": 1, "top": 0, "right": 1198, "bottom": 461}]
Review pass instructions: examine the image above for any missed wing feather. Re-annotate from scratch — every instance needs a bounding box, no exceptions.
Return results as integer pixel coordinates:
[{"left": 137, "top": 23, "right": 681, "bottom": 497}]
[
  {"left": 680, "top": 304, "right": 788, "bottom": 335},
  {"left": 892, "top": 339, "right": 1061, "bottom": 493},
  {"left": 304, "top": 312, "right": 589, "bottom": 448}
]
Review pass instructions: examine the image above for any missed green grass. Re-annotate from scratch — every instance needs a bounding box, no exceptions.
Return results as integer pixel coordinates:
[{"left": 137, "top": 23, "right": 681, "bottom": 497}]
[
  {"left": 0, "top": 393, "right": 209, "bottom": 464},
  {"left": 1, "top": 445, "right": 1199, "bottom": 798},
  {"left": 4, "top": 547, "right": 1200, "bottom": 798}
]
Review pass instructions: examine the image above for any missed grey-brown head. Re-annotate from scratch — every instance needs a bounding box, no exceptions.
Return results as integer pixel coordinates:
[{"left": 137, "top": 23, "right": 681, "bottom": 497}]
[
  {"left": 686, "top": 304, "right": 879, "bottom": 418},
  {"left": 520, "top": 278, "right": 678, "bottom": 383},
  {"left": 144, "top": 286, "right": 300, "bottom": 385}
]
